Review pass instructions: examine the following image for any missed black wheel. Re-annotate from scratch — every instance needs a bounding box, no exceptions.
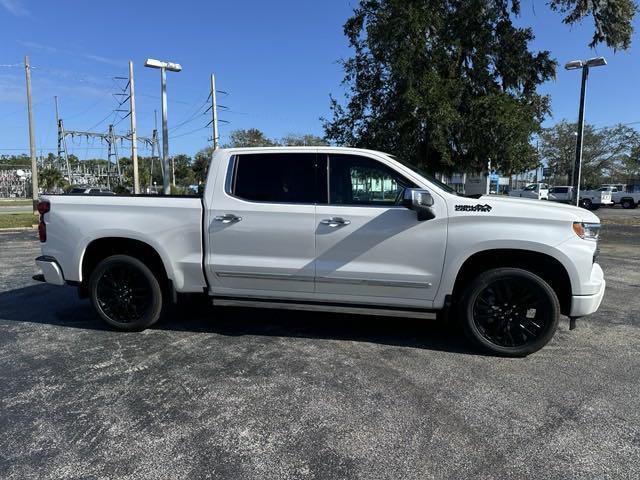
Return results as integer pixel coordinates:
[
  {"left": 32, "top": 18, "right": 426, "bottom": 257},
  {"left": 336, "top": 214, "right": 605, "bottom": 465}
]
[
  {"left": 89, "top": 255, "right": 163, "bottom": 331},
  {"left": 579, "top": 198, "right": 592, "bottom": 210},
  {"left": 621, "top": 199, "right": 634, "bottom": 209},
  {"left": 459, "top": 268, "right": 560, "bottom": 356}
]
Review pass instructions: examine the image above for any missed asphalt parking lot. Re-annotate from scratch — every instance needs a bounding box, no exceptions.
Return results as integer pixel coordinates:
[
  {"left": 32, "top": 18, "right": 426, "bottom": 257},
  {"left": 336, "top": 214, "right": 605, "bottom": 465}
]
[{"left": 0, "top": 208, "right": 639, "bottom": 479}]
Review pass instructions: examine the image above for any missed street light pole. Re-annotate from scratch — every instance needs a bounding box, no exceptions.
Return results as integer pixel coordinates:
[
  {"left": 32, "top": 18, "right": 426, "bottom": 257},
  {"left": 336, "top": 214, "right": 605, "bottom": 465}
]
[
  {"left": 160, "top": 66, "right": 170, "bottom": 194},
  {"left": 145, "top": 58, "right": 182, "bottom": 195},
  {"left": 565, "top": 56, "right": 606, "bottom": 206},
  {"left": 571, "top": 66, "right": 588, "bottom": 206}
]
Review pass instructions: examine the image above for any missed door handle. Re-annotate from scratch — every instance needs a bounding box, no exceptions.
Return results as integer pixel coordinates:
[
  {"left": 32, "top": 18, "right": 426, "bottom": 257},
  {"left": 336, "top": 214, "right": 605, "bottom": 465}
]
[
  {"left": 214, "top": 214, "right": 242, "bottom": 224},
  {"left": 320, "top": 217, "right": 351, "bottom": 227}
]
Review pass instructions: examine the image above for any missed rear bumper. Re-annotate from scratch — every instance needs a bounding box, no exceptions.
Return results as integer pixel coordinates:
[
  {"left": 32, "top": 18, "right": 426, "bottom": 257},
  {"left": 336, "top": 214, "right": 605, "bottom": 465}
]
[
  {"left": 570, "top": 263, "right": 605, "bottom": 317},
  {"left": 35, "top": 255, "right": 65, "bottom": 286}
]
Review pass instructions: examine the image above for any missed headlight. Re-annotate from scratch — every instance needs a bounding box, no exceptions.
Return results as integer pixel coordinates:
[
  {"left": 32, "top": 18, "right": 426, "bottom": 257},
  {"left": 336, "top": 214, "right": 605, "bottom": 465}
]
[{"left": 573, "top": 222, "right": 600, "bottom": 241}]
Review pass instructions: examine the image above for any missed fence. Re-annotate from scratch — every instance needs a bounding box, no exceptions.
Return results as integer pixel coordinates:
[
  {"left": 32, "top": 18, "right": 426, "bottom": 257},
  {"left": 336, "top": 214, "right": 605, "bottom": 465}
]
[{"left": 0, "top": 168, "right": 31, "bottom": 198}]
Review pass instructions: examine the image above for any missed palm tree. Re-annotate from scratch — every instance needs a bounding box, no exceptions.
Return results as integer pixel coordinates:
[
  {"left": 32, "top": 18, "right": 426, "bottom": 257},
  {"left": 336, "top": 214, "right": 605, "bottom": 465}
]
[{"left": 39, "top": 167, "right": 65, "bottom": 193}]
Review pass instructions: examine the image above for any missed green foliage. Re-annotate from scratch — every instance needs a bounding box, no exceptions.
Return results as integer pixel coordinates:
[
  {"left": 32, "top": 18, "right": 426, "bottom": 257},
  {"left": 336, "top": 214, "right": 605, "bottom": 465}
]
[
  {"left": 193, "top": 148, "right": 213, "bottom": 184},
  {"left": 225, "top": 128, "right": 278, "bottom": 148},
  {"left": 280, "top": 133, "right": 328, "bottom": 146},
  {"left": 38, "top": 166, "right": 67, "bottom": 192},
  {"left": 324, "top": 1, "right": 556, "bottom": 175},
  {"left": 547, "top": 0, "right": 637, "bottom": 49},
  {"left": 325, "top": 0, "right": 636, "bottom": 175},
  {"left": 540, "top": 121, "right": 640, "bottom": 186},
  {"left": 0, "top": 213, "right": 36, "bottom": 229}
]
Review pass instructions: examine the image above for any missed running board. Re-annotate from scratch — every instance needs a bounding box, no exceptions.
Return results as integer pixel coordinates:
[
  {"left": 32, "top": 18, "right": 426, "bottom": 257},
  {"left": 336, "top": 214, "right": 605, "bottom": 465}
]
[{"left": 212, "top": 298, "right": 438, "bottom": 320}]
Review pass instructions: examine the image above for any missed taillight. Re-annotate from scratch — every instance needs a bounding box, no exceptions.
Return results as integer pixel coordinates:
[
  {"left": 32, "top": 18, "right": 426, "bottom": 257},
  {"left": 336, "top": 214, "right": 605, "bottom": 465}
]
[
  {"left": 37, "top": 200, "right": 50, "bottom": 215},
  {"left": 37, "top": 200, "right": 50, "bottom": 243}
]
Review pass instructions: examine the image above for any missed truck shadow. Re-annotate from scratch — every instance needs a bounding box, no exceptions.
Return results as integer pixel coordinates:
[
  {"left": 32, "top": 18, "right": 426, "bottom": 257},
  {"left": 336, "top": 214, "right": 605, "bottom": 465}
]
[{"left": 0, "top": 283, "right": 474, "bottom": 355}]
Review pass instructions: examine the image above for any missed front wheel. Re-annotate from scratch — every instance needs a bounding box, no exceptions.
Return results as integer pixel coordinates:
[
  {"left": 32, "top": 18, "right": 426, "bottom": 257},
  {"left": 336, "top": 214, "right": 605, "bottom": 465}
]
[
  {"left": 458, "top": 268, "right": 560, "bottom": 356},
  {"left": 89, "top": 255, "right": 163, "bottom": 331},
  {"left": 579, "top": 198, "right": 592, "bottom": 210}
]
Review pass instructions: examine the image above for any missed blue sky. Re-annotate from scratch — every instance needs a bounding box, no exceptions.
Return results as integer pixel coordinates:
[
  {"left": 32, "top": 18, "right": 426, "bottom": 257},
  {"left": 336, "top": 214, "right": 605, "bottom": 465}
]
[{"left": 0, "top": 0, "right": 638, "bottom": 159}]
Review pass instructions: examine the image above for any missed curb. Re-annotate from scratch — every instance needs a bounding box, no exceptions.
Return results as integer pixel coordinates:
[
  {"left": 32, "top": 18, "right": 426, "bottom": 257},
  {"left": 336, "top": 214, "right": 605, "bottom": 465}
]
[{"left": 0, "top": 226, "right": 38, "bottom": 232}]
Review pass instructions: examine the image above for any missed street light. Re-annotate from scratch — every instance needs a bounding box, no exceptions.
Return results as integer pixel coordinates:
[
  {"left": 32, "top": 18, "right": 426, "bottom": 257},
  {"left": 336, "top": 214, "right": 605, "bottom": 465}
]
[
  {"left": 144, "top": 58, "right": 182, "bottom": 195},
  {"left": 565, "top": 56, "right": 606, "bottom": 206}
]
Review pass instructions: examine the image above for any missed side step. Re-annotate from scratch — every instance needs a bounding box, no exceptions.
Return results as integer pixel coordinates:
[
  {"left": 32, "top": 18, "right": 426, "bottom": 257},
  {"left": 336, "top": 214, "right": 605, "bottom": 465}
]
[{"left": 213, "top": 297, "right": 438, "bottom": 320}]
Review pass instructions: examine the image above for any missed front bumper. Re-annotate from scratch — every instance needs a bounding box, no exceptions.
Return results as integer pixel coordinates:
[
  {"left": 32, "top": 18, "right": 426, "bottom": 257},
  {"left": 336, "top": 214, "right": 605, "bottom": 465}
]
[
  {"left": 569, "top": 263, "right": 605, "bottom": 317},
  {"left": 35, "top": 256, "right": 65, "bottom": 286}
]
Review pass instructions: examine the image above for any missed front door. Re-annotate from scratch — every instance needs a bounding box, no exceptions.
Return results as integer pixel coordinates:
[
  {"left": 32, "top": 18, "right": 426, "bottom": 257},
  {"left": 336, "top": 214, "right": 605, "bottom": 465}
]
[
  {"left": 208, "top": 152, "right": 319, "bottom": 295},
  {"left": 314, "top": 153, "right": 447, "bottom": 307}
]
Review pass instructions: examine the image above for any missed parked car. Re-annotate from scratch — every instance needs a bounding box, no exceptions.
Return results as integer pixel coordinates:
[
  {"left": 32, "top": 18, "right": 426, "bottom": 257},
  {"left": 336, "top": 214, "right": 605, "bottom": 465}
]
[
  {"left": 508, "top": 183, "right": 549, "bottom": 200},
  {"left": 68, "top": 186, "right": 115, "bottom": 195},
  {"left": 34, "top": 147, "right": 605, "bottom": 357},
  {"left": 548, "top": 186, "right": 612, "bottom": 210}
]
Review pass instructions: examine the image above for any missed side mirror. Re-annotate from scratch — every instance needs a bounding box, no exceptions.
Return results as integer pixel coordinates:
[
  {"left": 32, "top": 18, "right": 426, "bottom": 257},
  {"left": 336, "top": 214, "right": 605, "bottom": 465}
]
[{"left": 403, "top": 188, "right": 435, "bottom": 221}]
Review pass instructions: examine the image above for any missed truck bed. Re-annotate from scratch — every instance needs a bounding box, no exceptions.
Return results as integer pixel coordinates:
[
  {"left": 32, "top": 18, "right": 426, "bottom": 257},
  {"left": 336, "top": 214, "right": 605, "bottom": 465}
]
[{"left": 40, "top": 194, "right": 206, "bottom": 292}]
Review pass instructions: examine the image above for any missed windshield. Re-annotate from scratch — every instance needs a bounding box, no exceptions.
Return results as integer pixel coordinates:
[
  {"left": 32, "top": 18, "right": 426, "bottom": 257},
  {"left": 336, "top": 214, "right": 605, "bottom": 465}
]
[{"left": 388, "top": 155, "right": 459, "bottom": 195}]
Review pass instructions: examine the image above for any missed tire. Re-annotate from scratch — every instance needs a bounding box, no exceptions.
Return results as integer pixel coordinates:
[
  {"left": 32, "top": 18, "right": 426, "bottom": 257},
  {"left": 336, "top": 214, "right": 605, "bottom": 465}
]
[
  {"left": 89, "top": 255, "right": 163, "bottom": 331},
  {"left": 621, "top": 198, "right": 634, "bottom": 209},
  {"left": 458, "top": 268, "right": 560, "bottom": 357},
  {"left": 579, "top": 198, "right": 592, "bottom": 210}
]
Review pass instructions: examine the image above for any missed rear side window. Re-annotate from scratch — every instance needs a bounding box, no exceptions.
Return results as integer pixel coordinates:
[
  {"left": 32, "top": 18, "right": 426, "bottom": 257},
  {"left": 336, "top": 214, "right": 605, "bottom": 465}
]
[
  {"left": 328, "top": 154, "right": 415, "bottom": 206},
  {"left": 552, "top": 187, "right": 568, "bottom": 194},
  {"left": 231, "top": 153, "right": 318, "bottom": 203}
]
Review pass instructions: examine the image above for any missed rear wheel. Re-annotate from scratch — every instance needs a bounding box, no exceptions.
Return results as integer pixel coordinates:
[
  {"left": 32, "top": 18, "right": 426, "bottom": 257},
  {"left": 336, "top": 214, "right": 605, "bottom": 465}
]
[
  {"left": 621, "top": 198, "right": 635, "bottom": 209},
  {"left": 89, "top": 255, "right": 163, "bottom": 331},
  {"left": 458, "top": 268, "right": 560, "bottom": 356}
]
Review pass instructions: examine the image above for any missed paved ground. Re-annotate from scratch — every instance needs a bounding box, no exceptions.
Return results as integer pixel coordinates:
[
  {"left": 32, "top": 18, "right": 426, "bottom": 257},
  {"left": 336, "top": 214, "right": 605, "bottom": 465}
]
[{"left": 0, "top": 208, "right": 638, "bottom": 479}]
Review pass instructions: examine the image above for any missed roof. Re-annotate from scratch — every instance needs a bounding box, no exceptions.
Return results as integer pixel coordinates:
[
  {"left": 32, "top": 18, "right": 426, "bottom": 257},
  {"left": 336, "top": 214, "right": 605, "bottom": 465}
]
[{"left": 219, "top": 146, "right": 389, "bottom": 157}]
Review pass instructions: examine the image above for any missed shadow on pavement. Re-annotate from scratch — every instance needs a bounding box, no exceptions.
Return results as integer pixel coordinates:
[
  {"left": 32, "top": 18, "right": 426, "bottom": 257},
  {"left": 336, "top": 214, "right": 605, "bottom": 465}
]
[{"left": 0, "top": 283, "right": 474, "bottom": 355}]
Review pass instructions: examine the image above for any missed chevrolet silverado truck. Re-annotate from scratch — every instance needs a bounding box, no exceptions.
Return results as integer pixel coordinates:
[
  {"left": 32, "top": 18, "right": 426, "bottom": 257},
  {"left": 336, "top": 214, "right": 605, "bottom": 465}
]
[{"left": 34, "top": 147, "right": 605, "bottom": 356}]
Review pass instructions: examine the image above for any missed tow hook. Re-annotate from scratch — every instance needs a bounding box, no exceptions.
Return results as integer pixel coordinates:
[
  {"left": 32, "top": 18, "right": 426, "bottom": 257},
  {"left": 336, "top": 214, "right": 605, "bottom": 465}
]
[{"left": 569, "top": 317, "right": 577, "bottom": 330}]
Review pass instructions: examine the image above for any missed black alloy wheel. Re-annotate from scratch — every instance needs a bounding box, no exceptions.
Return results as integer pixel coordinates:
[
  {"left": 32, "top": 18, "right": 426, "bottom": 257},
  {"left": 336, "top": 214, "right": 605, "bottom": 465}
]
[
  {"left": 621, "top": 199, "right": 634, "bottom": 209},
  {"left": 459, "top": 268, "right": 560, "bottom": 356},
  {"left": 89, "top": 255, "right": 163, "bottom": 331}
]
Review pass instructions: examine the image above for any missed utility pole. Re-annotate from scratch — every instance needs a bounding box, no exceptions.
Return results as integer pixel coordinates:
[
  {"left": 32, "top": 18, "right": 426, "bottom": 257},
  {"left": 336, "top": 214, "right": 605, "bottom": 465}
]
[
  {"left": 54, "top": 96, "right": 72, "bottom": 182},
  {"left": 129, "top": 60, "right": 140, "bottom": 194},
  {"left": 210, "top": 74, "right": 219, "bottom": 149},
  {"left": 25, "top": 56, "right": 38, "bottom": 213}
]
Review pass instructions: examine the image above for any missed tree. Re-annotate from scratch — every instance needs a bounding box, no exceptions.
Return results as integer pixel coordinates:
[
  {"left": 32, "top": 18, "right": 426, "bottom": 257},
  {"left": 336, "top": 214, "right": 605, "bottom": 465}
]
[
  {"left": 173, "top": 154, "right": 196, "bottom": 186},
  {"left": 325, "top": 1, "right": 636, "bottom": 175},
  {"left": 540, "top": 121, "right": 640, "bottom": 187},
  {"left": 39, "top": 167, "right": 66, "bottom": 192},
  {"left": 193, "top": 148, "right": 213, "bottom": 185},
  {"left": 225, "top": 129, "right": 277, "bottom": 148},
  {"left": 280, "top": 133, "right": 328, "bottom": 146}
]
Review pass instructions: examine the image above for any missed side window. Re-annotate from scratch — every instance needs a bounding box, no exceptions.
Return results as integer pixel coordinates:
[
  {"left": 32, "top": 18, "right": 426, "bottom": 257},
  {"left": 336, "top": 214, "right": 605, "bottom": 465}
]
[
  {"left": 328, "top": 154, "right": 415, "bottom": 206},
  {"left": 231, "top": 153, "right": 318, "bottom": 203}
]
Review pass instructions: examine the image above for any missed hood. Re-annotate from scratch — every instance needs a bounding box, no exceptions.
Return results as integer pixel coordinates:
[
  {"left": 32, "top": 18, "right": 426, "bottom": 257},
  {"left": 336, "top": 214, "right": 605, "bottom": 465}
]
[{"left": 474, "top": 195, "right": 600, "bottom": 223}]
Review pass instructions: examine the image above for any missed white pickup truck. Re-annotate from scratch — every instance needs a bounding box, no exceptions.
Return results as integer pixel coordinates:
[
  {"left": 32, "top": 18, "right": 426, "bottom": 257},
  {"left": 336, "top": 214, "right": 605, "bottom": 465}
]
[
  {"left": 548, "top": 186, "right": 613, "bottom": 210},
  {"left": 507, "top": 183, "right": 549, "bottom": 200},
  {"left": 34, "top": 147, "right": 605, "bottom": 356},
  {"left": 611, "top": 188, "right": 640, "bottom": 209}
]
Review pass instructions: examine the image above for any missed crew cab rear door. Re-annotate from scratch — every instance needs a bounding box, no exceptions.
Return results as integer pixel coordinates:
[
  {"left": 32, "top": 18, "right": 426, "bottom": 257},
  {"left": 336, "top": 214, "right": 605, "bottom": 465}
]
[{"left": 206, "top": 152, "right": 318, "bottom": 294}]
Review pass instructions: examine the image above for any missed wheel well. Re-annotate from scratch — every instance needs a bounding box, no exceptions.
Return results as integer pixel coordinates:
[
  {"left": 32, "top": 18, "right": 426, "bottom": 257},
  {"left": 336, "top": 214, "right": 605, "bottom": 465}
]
[
  {"left": 452, "top": 249, "right": 572, "bottom": 315},
  {"left": 81, "top": 237, "right": 169, "bottom": 288}
]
